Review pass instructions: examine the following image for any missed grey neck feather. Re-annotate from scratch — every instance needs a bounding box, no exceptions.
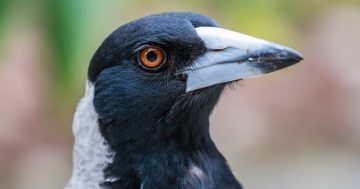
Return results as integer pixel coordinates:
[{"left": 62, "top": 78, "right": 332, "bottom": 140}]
[{"left": 65, "top": 81, "right": 114, "bottom": 189}]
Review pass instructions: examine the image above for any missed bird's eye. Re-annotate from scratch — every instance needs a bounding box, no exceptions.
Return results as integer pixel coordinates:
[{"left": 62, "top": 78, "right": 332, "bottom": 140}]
[{"left": 139, "top": 46, "right": 166, "bottom": 69}]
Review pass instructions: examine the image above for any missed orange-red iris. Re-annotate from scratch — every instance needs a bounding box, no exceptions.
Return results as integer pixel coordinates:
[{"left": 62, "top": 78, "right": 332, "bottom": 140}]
[{"left": 139, "top": 47, "right": 165, "bottom": 69}]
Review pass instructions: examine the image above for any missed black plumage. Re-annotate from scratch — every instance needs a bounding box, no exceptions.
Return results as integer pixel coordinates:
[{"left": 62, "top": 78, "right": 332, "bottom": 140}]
[{"left": 78, "top": 12, "right": 302, "bottom": 189}]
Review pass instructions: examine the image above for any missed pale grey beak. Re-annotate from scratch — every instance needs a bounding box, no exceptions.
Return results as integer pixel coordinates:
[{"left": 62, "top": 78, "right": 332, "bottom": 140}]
[{"left": 184, "top": 27, "right": 303, "bottom": 92}]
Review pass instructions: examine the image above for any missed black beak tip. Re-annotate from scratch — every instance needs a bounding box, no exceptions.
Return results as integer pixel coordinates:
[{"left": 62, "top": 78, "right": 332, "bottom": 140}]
[
  {"left": 292, "top": 53, "right": 304, "bottom": 62},
  {"left": 264, "top": 49, "right": 304, "bottom": 72},
  {"left": 286, "top": 50, "right": 304, "bottom": 63}
]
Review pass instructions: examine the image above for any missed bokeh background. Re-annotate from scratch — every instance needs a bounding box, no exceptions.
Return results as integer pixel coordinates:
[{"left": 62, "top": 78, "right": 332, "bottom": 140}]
[{"left": 1, "top": 0, "right": 360, "bottom": 189}]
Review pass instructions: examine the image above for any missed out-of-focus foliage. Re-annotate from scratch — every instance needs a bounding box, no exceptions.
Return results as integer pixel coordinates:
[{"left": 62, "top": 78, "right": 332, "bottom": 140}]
[{"left": 0, "top": 0, "right": 9, "bottom": 44}]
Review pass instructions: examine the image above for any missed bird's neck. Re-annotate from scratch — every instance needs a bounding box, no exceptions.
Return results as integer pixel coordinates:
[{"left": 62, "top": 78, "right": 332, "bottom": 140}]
[
  {"left": 66, "top": 83, "right": 241, "bottom": 189},
  {"left": 99, "top": 117, "right": 242, "bottom": 189}
]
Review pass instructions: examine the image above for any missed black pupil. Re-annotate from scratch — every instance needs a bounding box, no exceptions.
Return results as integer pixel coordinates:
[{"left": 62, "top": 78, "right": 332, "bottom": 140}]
[{"left": 146, "top": 50, "right": 158, "bottom": 62}]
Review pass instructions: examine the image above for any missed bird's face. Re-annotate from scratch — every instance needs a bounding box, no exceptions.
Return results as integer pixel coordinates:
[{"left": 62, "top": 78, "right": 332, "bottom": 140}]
[{"left": 89, "top": 13, "right": 302, "bottom": 136}]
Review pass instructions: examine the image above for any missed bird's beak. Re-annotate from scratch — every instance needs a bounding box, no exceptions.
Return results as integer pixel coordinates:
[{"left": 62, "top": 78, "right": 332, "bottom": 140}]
[{"left": 184, "top": 27, "right": 303, "bottom": 92}]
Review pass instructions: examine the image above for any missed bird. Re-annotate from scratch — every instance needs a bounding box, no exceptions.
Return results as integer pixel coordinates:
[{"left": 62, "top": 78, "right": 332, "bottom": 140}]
[{"left": 65, "top": 12, "right": 303, "bottom": 189}]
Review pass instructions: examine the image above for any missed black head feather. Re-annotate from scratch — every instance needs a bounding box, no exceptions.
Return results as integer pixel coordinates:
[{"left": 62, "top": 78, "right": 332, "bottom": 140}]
[
  {"left": 88, "top": 12, "right": 219, "bottom": 82},
  {"left": 89, "top": 12, "right": 242, "bottom": 189}
]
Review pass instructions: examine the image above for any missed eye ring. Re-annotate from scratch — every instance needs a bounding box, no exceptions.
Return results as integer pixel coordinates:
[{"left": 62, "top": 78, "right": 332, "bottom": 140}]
[{"left": 138, "top": 46, "right": 166, "bottom": 70}]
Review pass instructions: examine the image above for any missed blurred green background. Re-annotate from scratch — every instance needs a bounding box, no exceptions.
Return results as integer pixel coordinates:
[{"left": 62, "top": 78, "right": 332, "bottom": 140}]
[{"left": 1, "top": 0, "right": 360, "bottom": 189}]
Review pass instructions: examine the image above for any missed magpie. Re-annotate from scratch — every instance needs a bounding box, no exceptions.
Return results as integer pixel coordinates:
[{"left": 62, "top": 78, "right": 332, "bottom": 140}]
[{"left": 65, "top": 12, "right": 303, "bottom": 189}]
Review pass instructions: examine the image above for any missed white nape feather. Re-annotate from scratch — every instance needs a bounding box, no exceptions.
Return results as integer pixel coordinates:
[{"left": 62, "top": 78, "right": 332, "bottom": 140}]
[{"left": 65, "top": 81, "right": 114, "bottom": 189}]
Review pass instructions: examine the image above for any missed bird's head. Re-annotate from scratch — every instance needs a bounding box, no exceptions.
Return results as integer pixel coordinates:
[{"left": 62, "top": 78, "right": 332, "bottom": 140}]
[{"left": 88, "top": 12, "right": 303, "bottom": 144}]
